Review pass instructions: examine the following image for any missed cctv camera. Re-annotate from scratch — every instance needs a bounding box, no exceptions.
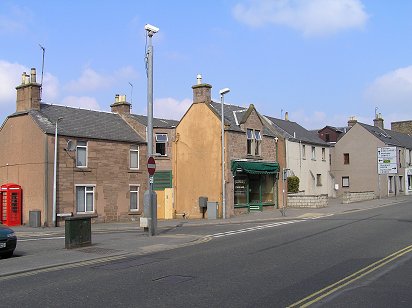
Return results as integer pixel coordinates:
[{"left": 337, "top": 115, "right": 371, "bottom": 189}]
[
  {"left": 219, "top": 88, "right": 230, "bottom": 95},
  {"left": 145, "top": 24, "right": 159, "bottom": 33}
]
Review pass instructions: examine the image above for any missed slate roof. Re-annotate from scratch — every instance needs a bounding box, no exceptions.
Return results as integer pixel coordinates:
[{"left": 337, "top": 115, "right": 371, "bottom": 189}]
[
  {"left": 17, "top": 104, "right": 145, "bottom": 143},
  {"left": 129, "top": 114, "right": 179, "bottom": 128},
  {"left": 358, "top": 122, "right": 412, "bottom": 149},
  {"left": 265, "top": 116, "right": 329, "bottom": 146},
  {"left": 209, "top": 101, "right": 276, "bottom": 137}
]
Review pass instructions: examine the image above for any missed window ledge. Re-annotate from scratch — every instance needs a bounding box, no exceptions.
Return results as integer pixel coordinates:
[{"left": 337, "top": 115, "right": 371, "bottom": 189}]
[
  {"left": 75, "top": 168, "right": 92, "bottom": 172},
  {"left": 128, "top": 170, "right": 143, "bottom": 174},
  {"left": 128, "top": 211, "right": 142, "bottom": 215}
]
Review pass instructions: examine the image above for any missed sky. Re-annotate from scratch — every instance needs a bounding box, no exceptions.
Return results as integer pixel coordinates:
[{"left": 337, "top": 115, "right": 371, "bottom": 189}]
[{"left": 1, "top": 0, "right": 412, "bottom": 130}]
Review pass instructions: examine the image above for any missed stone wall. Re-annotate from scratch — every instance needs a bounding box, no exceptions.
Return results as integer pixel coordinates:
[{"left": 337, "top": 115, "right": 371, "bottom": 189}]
[
  {"left": 342, "top": 191, "right": 375, "bottom": 204},
  {"left": 287, "top": 194, "right": 328, "bottom": 208}
]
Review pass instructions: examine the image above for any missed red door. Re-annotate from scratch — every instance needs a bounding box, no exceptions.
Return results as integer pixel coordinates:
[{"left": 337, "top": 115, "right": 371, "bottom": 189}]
[{"left": 0, "top": 183, "right": 22, "bottom": 226}]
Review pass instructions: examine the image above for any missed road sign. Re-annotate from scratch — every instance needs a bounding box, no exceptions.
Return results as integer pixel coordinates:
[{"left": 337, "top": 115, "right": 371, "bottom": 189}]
[
  {"left": 147, "top": 156, "right": 156, "bottom": 175},
  {"left": 377, "top": 147, "right": 397, "bottom": 174}
]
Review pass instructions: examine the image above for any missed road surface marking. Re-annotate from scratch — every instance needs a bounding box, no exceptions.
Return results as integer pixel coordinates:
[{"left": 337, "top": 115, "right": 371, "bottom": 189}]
[{"left": 288, "top": 244, "right": 412, "bottom": 307}]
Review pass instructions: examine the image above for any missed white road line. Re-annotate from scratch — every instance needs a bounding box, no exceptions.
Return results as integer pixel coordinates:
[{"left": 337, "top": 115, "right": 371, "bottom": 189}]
[
  {"left": 210, "top": 219, "right": 307, "bottom": 238},
  {"left": 19, "top": 236, "right": 65, "bottom": 242}
]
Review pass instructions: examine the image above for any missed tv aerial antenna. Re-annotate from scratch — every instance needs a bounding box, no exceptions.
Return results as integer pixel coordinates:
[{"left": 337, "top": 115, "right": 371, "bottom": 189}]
[
  {"left": 39, "top": 44, "right": 45, "bottom": 99},
  {"left": 129, "top": 82, "right": 133, "bottom": 108}
]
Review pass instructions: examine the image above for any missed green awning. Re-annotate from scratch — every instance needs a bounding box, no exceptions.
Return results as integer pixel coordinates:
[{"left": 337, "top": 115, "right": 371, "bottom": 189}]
[{"left": 231, "top": 160, "right": 279, "bottom": 175}]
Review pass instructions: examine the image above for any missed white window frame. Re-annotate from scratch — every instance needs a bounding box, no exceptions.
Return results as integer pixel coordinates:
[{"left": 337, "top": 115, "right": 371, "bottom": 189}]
[
  {"left": 155, "top": 133, "right": 168, "bottom": 156},
  {"left": 76, "top": 141, "right": 88, "bottom": 168},
  {"left": 129, "top": 184, "right": 140, "bottom": 211},
  {"left": 75, "top": 185, "right": 95, "bottom": 214},
  {"left": 342, "top": 176, "right": 349, "bottom": 188},
  {"left": 130, "top": 145, "right": 139, "bottom": 170},
  {"left": 254, "top": 130, "right": 262, "bottom": 156},
  {"left": 311, "top": 146, "right": 316, "bottom": 160},
  {"left": 246, "top": 129, "right": 254, "bottom": 155}
]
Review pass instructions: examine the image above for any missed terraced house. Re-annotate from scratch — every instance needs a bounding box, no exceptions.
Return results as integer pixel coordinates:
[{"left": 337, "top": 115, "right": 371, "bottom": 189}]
[{"left": 0, "top": 68, "right": 177, "bottom": 226}]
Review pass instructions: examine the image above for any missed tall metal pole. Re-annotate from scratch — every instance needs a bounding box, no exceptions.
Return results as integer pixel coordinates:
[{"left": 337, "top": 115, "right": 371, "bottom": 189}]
[
  {"left": 52, "top": 117, "right": 62, "bottom": 227},
  {"left": 220, "top": 88, "right": 230, "bottom": 219},
  {"left": 145, "top": 25, "right": 158, "bottom": 236},
  {"left": 221, "top": 94, "right": 226, "bottom": 219}
]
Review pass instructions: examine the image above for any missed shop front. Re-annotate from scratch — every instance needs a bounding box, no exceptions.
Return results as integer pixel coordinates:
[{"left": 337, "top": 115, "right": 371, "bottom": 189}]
[{"left": 231, "top": 160, "right": 279, "bottom": 211}]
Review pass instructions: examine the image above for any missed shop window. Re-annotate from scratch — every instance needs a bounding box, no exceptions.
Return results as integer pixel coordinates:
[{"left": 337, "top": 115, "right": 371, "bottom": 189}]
[
  {"left": 342, "top": 176, "right": 349, "bottom": 187},
  {"left": 76, "top": 141, "right": 87, "bottom": 167},
  {"left": 344, "top": 153, "right": 350, "bottom": 165},
  {"left": 155, "top": 133, "right": 168, "bottom": 156},
  {"left": 130, "top": 185, "right": 139, "bottom": 211},
  {"left": 76, "top": 186, "right": 94, "bottom": 213},
  {"left": 130, "top": 145, "right": 139, "bottom": 169},
  {"left": 234, "top": 176, "right": 248, "bottom": 205}
]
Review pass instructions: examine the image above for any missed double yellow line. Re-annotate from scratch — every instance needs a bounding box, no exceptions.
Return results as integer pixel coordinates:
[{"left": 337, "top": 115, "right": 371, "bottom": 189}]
[{"left": 288, "top": 244, "right": 412, "bottom": 307}]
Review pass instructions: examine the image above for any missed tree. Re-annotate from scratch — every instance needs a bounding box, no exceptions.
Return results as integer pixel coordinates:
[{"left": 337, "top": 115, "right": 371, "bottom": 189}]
[{"left": 287, "top": 176, "right": 299, "bottom": 193}]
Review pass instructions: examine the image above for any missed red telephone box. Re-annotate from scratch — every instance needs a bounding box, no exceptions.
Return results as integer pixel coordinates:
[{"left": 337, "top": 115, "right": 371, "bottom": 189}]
[{"left": 0, "top": 183, "right": 22, "bottom": 226}]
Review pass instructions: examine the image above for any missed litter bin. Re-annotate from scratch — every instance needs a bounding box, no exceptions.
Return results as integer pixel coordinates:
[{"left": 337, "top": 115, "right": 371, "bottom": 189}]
[
  {"left": 29, "top": 210, "right": 41, "bottom": 228},
  {"left": 65, "top": 216, "right": 92, "bottom": 249},
  {"left": 207, "top": 201, "right": 219, "bottom": 219}
]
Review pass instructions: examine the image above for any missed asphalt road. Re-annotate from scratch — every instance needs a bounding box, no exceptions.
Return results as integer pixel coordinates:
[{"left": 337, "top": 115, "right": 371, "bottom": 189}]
[{"left": 3, "top": 201, "right": 412, "bottom": 307}]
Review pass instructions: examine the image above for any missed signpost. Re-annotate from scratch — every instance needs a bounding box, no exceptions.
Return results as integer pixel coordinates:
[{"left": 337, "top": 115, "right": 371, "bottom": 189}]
[
  {"left": 141, "top": 156, "right": 157, "bottom": 236},
  {"left": 148, "top": 156, "right": 156, "bottom": 176},
  {"left": 377, "top": 147, "right": 397, "bottom": 174},
  {"left": 377, "top": 146, "right": 398, "bottom": 199}
]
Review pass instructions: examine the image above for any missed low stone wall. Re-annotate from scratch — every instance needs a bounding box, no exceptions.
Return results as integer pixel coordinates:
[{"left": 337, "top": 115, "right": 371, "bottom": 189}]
[
  {"left": 342, "top": 191, "right": 375, "bottom": 204},
  {"left": 287, "top": 194, "right": 328, "bottom": 208}
]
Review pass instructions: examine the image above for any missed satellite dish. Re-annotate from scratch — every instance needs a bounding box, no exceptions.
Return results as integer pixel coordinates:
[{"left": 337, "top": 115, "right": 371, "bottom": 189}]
[{"left": 65, "top": 140, "right": 75, "bottom": 152}]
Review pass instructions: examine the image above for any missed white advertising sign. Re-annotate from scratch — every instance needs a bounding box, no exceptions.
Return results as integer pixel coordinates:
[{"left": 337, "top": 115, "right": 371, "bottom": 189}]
[{"left": 377, "top": 147, "right": 398, "bottom": 174}]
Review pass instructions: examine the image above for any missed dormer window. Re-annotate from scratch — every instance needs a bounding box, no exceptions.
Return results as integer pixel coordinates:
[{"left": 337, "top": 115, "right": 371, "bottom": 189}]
[{"left": 246, "top": 128, "right": 261, "bottom": 156}]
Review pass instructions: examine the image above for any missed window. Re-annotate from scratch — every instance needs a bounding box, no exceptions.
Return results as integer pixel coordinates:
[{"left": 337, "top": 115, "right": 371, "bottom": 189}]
[
  {"left": 246, "top": 129, "right": 261, "bottom": 156},
  {"left": 389, "top": 176, "right": 394, "bottom": 193},
  {"left": 342, "top": 176, "right": 349, "bottom": 187},
  {"left": 130, "top": 145, "right": 139, "bottom": 169},
  {"left": 325, "top": 133, "right": 330, "bottom": 142},
  {"left": 76, "top": 141, "right": 87, "bottom": 167},
  {"left": 130, "top": 185, "right": 139, "bottom": 211},
  {"left": 409, "top": 150, "right": 412, "bottom": 166},
  {"left": 254, "top": 130, "right": 262, "bottom": 156},
  {"left": 316, "top": 174, "right": 322, "bottom": 186},
  {"left": 312, "top": 146, "right": 316, "bottom": 160},
  {"left": 322, "top": 148, "right": 326, "bottom": 161},
  {"left": 155, "top": 133, "right": 168, "bottom": 156},
  {"left": 302, "top": 145, "right": 306, "bottom": 159},
  {"left": 76, "top": 186, "right": 94, "bottom": 213},
  {"left": 344, "top": 153, "right": 350, "bottom": 165},
  {"left": 408, "top": 174, "right": 412, "bottom": 190},
  {"left": 247, "top": 129, "right": 253, "bottom": 155},
  {"left": 399, "top": 176, "right": 404, "bottom": 192}
]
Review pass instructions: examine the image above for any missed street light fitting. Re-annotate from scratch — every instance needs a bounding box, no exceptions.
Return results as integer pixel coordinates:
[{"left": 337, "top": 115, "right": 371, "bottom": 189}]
[
  {"left": 220, "top": 88, "right": 230, "bottom": 96},
  {"left": 145, "top": 24, "right": 159, "bottom": 33}
]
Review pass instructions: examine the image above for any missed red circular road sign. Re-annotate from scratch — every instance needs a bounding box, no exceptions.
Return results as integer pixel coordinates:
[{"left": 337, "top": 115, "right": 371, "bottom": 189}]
[{"left": 147, "top": 156, "right": 156, "bottom": 175}]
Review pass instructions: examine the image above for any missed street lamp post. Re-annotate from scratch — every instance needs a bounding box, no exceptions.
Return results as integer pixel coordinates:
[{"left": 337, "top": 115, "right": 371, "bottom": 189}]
[
  {"left": 220, "top": 88, "right": 230, "bottom": 219},
  {"left": 52, "top": 117, "right": 63, "bottom": 227},
  {"left": 144, "top": 23, "right": 159, "bottom": 236}
]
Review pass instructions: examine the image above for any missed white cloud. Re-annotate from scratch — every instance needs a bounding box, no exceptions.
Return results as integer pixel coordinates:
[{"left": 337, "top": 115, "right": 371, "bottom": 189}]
[
  {"left": 233, "top": 0, "right": 368, "bottom": 37},
  {"left": 365, "top": 66, "right": 412, "bottom": 109},
  {"left": 64, "top": 66, "right": 138, "bottom": 94},
  {"left": 0, "top": 60, "right": 27, "bottom": 106},
  {"left": 0, "top": 5, "right": 32, "bottom": 35},
  {"left": 153, "top": 97, "right": 192, "bottom": 120},
  {"left": 61, "top": 96, "right": 101, "bottom": 111}
]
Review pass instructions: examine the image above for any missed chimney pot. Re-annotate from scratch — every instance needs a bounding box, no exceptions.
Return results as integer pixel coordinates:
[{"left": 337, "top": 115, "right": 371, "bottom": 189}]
[
  {"left": 196, "top": 74, "right": 202, "bottom": 85},
  {"left": 30, "top": 68, "right": 36, "bottom": 83}
]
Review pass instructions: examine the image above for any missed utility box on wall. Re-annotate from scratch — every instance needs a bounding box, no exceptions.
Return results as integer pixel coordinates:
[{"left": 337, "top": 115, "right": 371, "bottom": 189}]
[{"left": 207, "top": 201, "right": 219, "bottom": 219}]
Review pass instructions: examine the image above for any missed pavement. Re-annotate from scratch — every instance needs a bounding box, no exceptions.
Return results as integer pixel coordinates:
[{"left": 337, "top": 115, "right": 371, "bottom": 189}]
[{"left": 1, "top": 195, "right": 411, "bottom": 279}]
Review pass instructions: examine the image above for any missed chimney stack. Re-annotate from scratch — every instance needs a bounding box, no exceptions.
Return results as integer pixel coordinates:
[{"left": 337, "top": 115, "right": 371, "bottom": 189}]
[
  {"left": 110, "top": 94, "right": 131, "bottom": 115},
  {"left": 16, "top": 68, "right": 41, "bottom": 112},
  {"left": 192, "top": 74, "right": 212, "bottom": 104},
  {"left": 373, "top": 113, "right": 384, "bottom": 129},
  {"left": 285, "top": 112, "right": 289, "bottom": 121},
  {"left": 348, "top": 116, "right": 357, "bottom": 127}
]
